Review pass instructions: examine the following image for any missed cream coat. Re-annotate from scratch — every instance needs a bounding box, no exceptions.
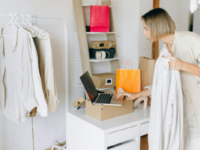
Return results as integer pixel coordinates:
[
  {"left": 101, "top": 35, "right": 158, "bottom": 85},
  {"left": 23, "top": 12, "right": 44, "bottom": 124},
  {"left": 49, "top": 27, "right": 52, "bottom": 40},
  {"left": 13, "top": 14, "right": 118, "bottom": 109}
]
[{"left": 37, "top": 33, "right": 59, "bottom": 112}]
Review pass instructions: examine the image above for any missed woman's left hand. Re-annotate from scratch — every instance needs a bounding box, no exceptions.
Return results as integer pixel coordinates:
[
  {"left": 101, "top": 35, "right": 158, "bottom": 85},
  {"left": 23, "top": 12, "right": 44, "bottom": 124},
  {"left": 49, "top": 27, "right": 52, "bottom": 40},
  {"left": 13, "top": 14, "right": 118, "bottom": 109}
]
[{"left": 163, "top": 56, "right": 185, "bottom": 70}]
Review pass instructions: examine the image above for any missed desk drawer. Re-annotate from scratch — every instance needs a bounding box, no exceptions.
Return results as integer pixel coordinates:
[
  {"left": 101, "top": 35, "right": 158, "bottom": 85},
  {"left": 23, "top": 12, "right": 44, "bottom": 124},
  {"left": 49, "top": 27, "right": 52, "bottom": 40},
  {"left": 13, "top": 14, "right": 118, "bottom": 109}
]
[
  {"left": 140, "top": 122, "right": 149, "bottom": 136},
  {"left": 108, "top": 141, "right": 137, "bottom": 150},
  {"left": 107, "top": 126, "right": 137, "bottom": 147}
]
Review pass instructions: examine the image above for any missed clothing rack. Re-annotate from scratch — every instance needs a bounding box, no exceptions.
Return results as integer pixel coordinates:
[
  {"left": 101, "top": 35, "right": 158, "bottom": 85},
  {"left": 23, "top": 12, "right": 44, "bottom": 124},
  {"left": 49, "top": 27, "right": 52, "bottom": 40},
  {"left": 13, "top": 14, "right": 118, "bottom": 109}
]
[{"left": 0, "top": 14, "right": 68, "bottom": 150}]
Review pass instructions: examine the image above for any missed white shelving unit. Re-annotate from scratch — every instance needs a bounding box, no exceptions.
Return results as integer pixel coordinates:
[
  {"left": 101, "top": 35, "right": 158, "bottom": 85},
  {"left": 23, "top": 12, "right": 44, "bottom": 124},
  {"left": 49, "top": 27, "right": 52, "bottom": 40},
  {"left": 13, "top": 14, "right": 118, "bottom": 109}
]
[
  {"left": 75, "top": 57, "right": 122, "bottom": 62},
  {"left": 73, "top": 0, "right": 120, "bottom": 99},
  {"left": 90, "top": 57, "right": 122, "bottom": 62}
]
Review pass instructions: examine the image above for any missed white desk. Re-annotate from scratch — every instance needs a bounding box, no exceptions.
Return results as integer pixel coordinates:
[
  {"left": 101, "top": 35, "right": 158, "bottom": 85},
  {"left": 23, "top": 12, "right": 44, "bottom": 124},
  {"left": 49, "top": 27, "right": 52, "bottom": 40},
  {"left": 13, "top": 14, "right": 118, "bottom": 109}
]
[{"left": 67, "top": 103, "right": 150, "bottom": 150}]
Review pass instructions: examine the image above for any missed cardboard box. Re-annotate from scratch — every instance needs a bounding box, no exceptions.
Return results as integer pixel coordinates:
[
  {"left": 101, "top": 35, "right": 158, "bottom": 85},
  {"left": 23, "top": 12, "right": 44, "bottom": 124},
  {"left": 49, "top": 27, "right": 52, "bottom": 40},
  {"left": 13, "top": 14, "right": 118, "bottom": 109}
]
[
  {"left": 72, "top": 97, "right": 85, "bottom": 108},
  {"left": 86, "top": 100, "right": 133, "bottom": 121},
  {"left": 72, "top": 91, "right": 133, "bottom": 121},
  {"left": 85, "top": 91, "right": 133, "bottom": 121},
  {"left": 92, "top": 73, "right": 116, "bottom": 89}
]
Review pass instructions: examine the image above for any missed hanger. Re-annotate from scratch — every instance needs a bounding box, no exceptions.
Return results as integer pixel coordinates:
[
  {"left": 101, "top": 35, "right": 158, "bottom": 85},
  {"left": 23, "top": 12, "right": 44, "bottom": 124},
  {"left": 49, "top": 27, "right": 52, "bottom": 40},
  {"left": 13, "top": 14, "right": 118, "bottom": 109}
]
[
  {"left": 4, "top": 14, "right": 15, "bottom": 28},
  {"left": 32, "top": 15, "right": 38, "bottom": 26},
  {"left": 25, "top": 15, "right": 37, "bottom": 37},
  {"left": 2, "top": 14, "right": 15, "bottom": 38},
  {"left": 13, "top": 14, "right": 21, "bottom": 28},
  {"left": 30, "top": 15, "right": 48, "bottom": 39},
  {"left": 20, "top": 14, "right": 26, "bottom": 27},
  {"left": 30, "top": 15, "right": 44, "bottom": 37}
]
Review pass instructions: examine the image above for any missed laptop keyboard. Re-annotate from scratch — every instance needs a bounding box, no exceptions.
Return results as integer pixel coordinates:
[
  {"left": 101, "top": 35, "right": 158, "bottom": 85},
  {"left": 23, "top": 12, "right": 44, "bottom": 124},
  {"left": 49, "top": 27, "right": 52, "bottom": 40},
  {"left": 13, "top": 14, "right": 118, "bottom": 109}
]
[{"left": 95, "top": 94, "right": 113, "bottom": 104}]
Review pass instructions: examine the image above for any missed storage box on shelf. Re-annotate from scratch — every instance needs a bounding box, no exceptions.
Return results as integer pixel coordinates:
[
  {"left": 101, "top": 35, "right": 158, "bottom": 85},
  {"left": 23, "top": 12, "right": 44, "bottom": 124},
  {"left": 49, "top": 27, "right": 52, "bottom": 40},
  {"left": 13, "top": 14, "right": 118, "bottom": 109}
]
[{"left": 92, "top": 73, "right": 116, "bottom": 89}]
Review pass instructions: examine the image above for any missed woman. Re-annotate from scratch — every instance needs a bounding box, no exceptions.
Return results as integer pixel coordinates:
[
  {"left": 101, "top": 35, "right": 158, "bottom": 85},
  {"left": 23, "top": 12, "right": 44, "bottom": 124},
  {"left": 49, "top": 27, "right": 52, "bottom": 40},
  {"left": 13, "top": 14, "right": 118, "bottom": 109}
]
[{"left": 117, "top": 8, "right": 200, "bottom": 150}]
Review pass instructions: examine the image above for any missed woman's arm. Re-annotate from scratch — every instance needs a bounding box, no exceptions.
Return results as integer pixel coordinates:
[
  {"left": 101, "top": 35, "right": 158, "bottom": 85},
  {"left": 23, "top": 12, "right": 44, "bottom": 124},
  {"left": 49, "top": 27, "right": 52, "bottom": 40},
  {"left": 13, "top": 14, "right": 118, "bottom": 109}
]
[
  {"left": 182, "top": 62, "right": 200, "bottom": 77},
  {"left": 136, "top": 88, "right": 151, "bottom": 98},
  {"left": 116, "top": 88, "right": 151, "bottom": 101},
  {"left": 163, "top": 56, "right": 200, "bottom": 77}
]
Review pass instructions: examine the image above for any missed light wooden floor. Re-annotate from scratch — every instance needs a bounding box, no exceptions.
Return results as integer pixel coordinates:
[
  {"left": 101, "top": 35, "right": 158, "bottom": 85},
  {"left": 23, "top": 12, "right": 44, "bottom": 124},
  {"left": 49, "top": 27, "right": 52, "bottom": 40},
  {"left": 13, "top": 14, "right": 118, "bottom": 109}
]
[{"left": 46, "top": 135, "right": 148, "bottom": 150}]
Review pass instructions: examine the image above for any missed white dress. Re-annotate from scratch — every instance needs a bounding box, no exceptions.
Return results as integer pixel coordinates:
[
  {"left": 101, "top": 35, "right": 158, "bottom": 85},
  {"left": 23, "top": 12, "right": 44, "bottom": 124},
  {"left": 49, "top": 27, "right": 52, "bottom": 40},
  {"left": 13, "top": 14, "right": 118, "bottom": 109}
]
[{"left": 183, "top": 95, "right": 200, "bottom": 150}]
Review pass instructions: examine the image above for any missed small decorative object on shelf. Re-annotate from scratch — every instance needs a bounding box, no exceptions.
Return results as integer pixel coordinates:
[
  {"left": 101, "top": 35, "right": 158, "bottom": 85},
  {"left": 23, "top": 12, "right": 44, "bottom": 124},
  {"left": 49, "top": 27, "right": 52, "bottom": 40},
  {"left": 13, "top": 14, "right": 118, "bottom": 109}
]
[
  {"left": 91, "top": 41, "right": 116, "bottom": 49},
  {"left": 86, "top": 26, "right": 90, "bottom": 32},
  {"left": 89, "top": 48, "right": 115, "bottom": 59}
]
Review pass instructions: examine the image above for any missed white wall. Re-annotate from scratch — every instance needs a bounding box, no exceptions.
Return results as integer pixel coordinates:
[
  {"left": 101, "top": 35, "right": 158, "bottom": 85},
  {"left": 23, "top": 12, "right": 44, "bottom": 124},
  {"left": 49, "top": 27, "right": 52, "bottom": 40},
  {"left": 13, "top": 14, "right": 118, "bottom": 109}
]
[
  {"left": 159, "top": 0, "right": 190, "bottom": 51},
  {"left": 0, "top": 0, "right": 73, "bottom": 149},
  {"left": 193, "top": 10, "right": 200, "bottom": 34},
  {"left": 123, "top": 0, "right": 140, "bottom": 69},
  {"left": 0, "top": 112, "right": 2, "bottom": 147},
  {"left": 122, "top": 0, "right": 154, "bottom": 68},
  {"left": 138, "top": 0, "right": 154, "bottom": 58}
]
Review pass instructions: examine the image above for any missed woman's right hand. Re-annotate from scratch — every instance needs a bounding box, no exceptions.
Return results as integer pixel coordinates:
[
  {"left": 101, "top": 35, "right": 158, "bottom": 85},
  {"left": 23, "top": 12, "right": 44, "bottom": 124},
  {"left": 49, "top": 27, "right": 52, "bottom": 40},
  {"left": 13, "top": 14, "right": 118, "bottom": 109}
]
[{"left": 116, "top": 91, "right": 138, "bottom": 101}]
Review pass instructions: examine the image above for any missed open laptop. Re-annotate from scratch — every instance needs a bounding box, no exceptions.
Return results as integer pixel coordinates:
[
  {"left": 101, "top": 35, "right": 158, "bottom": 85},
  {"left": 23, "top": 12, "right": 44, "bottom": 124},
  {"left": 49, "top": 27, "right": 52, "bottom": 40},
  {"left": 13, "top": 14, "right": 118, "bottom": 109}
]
[{"left": 80, "top": 71, "right": 123, "bottom": 106}]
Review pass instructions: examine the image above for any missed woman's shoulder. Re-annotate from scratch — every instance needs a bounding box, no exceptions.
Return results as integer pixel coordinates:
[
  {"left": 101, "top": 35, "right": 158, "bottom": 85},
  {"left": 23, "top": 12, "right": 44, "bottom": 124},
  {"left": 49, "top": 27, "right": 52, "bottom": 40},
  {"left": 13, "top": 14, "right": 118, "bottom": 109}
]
[{"left": 176, "top": 31, "right": 200, "bottom": 39}]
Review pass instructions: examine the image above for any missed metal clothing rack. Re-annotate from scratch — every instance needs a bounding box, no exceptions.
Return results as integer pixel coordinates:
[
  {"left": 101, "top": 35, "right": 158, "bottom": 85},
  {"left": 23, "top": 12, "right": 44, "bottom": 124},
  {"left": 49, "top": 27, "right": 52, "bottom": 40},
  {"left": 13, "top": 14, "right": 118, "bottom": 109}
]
[{"left": 0, "top": 14, "right": 68, "bottom": 150}]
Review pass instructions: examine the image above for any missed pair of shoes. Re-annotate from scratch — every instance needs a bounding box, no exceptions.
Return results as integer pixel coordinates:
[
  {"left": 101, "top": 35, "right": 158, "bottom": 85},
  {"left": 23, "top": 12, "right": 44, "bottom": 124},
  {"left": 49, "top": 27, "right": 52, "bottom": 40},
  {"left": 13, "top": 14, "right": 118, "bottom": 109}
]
[{"left": 133, "top": 96, "right": 148, "bottom": 109}]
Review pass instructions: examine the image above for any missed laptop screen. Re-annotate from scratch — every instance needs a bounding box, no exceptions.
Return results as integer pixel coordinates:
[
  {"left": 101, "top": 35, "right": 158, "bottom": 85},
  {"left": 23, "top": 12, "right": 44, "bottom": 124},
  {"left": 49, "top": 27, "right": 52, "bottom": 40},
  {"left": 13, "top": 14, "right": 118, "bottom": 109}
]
[{"left": 80, "top": 71, "right": 98, "bottom": 102}]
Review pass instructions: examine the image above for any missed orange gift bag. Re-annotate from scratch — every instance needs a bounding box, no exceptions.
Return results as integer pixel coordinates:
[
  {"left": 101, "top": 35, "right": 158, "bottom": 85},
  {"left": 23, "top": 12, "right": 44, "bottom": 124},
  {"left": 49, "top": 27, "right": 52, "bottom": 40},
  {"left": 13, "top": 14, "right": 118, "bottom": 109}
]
[{"left": 116, "top": 60, "right": 141, "bottom": 93}]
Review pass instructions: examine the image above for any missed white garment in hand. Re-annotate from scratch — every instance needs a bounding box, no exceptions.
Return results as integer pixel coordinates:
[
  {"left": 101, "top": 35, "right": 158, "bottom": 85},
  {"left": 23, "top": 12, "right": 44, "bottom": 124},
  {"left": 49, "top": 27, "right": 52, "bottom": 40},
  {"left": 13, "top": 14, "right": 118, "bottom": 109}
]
[
  {"left": 148, "top": 49, "right": 184, "bottom": 150},
  {"left": 183, "top": 95, "right": 200, "bottom": 150}
]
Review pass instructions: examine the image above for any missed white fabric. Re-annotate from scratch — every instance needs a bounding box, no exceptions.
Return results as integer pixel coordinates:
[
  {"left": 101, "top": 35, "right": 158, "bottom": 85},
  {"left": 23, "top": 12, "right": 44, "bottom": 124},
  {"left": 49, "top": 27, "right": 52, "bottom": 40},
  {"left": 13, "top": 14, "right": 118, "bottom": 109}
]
[
  {"left": 144, "top": 84, "right": 200, "bottom": 150},
  {"left": 37, "top": 34, "right": 59, "bottom": 112},
  {"left": 20, "top": 27, "right": 48, "bottom": 117},
  {"left": 183, "top": 95, "right": 200, "bottom": 150},
  {"left": 0, "top": 26, "right": 38, "bottom": 123},
  {"left": 148, "top": 49, "right": 184, "bottom": 150},
  {"left": 0, "top": 26, "right": 48, "bottom": 123},
  {"left": 159, "top": 31, "right": 200, "bottom": 137}
]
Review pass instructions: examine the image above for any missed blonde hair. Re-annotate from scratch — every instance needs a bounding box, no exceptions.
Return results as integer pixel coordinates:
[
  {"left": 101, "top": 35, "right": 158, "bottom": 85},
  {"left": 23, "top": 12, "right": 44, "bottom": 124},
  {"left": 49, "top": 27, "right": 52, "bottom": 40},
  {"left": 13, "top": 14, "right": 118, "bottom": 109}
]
[{"left": 141, "top": 8, "right": 176, "bottom": 42}]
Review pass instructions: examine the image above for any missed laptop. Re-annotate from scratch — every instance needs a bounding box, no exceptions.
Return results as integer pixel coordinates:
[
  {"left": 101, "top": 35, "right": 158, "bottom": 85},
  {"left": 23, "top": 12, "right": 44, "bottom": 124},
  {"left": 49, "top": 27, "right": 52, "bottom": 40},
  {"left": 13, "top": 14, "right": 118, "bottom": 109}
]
[{"left": 80, "top": 71, "right": 123, "bottom": 106}]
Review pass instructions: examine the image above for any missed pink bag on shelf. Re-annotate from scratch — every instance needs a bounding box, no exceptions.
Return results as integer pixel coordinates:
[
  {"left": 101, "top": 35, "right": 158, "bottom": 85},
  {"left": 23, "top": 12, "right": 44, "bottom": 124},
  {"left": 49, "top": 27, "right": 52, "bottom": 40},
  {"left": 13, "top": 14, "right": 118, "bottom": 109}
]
[{"left": 90, "top": 0, "right": 110, "bottom": 32}]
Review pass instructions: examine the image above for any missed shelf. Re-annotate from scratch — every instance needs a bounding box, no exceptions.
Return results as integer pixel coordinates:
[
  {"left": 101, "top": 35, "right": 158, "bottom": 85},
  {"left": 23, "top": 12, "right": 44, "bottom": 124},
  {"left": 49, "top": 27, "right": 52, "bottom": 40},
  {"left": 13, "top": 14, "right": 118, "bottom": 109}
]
[
  {"left": 90, "top": 57, "right": 122, "bottom": 62},
  {"left": 86, "top": 32, "right": 115, "bottom": 34},
  {"left": 75, "top": 57, "right": 122, "bottom": 62},
  {"left": 83, "top": 4, "right": 115, "bottom": 8},
  {"left": 75, "top": 83, "right": 114, "bottom": 91},
  {"left": 74, "top": 32, "right": 115, "bottom": 35}
]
